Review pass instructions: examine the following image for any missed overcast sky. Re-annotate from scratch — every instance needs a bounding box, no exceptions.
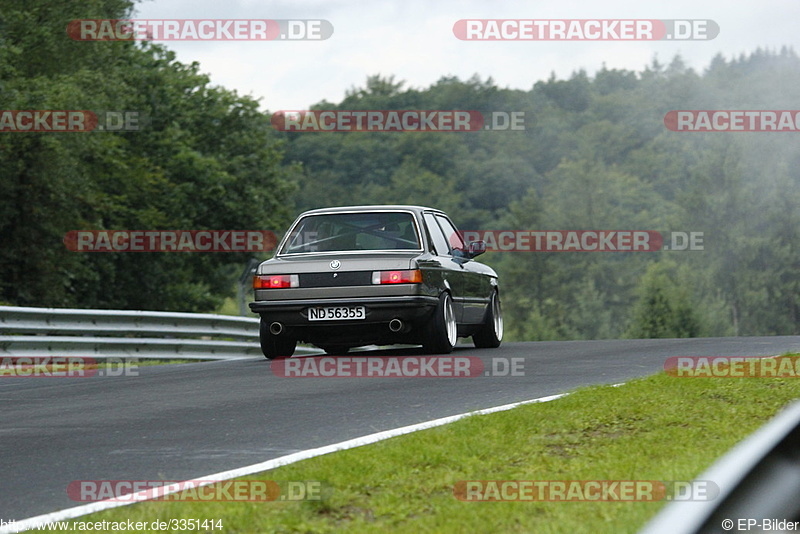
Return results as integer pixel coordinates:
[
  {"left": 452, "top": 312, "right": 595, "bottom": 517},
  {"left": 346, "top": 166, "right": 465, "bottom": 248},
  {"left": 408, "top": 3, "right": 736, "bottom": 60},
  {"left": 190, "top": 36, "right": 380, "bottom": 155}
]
[{"left": 133, "top": 0, "right": 798, "bottom": 111}]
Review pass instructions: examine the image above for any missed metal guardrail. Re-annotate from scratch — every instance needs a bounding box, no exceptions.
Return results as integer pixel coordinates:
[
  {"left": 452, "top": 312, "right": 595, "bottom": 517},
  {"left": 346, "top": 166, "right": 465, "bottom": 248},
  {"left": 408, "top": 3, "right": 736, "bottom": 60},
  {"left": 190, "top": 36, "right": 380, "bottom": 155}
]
[
  {"left": 0, "top": 306, "right": 262, "bottom": 360},
  {"left": 641, "top": 400, "right": 800, "bottom": 534}
]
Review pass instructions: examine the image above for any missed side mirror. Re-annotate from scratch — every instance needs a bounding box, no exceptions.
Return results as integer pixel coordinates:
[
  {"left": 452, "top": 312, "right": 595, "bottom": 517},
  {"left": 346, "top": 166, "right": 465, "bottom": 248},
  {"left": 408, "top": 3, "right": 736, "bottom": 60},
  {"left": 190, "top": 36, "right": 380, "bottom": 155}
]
[{"left": 467, "top": 240, "right": 486, "bottom": 258}]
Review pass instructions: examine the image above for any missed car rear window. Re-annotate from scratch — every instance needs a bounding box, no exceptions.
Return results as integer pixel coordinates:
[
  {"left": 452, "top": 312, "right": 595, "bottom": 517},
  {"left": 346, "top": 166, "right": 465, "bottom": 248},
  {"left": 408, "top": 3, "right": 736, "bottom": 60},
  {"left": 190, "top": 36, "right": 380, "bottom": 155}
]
[{"left": 280, "top": 212, "right": 421, "bottom": 254}]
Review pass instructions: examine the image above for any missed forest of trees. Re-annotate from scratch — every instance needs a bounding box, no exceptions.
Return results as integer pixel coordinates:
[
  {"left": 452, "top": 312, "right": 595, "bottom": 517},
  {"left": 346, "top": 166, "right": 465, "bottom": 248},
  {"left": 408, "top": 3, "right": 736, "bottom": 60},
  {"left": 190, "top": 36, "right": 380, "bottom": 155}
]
[
  {"left": 280, "top": 52, "right": 800, "bottom": 340},
  {"left": 0, "top": 0, "right": 300, "bottom": 311},
  {"left": 2, "top": 0, "right": 799, "bottom": 341}
]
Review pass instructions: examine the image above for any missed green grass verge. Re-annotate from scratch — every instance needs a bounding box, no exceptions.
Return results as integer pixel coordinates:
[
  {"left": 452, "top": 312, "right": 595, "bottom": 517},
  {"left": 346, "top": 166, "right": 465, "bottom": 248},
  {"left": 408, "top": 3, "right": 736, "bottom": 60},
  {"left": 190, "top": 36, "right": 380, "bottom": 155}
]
[{"left": 37, "top": 356, "right": 800, "bottom": 533}]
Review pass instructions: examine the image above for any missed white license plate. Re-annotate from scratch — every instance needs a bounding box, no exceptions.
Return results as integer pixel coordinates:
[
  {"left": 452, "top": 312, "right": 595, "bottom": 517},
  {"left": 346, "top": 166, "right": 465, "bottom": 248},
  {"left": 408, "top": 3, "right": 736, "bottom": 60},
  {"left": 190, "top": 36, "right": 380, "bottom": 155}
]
[{"left": 308, "top": 306, "right": 366, "bottom": 321}]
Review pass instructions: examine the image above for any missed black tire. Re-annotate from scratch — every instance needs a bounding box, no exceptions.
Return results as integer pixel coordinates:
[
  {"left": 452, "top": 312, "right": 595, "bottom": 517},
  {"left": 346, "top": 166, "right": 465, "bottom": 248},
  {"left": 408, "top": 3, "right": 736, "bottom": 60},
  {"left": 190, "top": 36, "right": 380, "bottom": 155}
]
[
  {"left": 319, "top": 345, "right": 351, "bottom": 355},
  {"left": 259, "top": 318, "right": 297, "bottom": 360},
  {"left": 422, "top": 292, "right": 457, "bottom": 354},
  {"left": 473, "top": 290, "right": 503, "bottom": 349}
]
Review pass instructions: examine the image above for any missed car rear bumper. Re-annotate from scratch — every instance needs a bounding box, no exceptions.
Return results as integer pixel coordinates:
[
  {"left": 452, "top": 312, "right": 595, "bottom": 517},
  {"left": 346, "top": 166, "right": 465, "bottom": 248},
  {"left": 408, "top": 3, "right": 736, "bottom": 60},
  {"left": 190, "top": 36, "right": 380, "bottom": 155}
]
[
  {"left": 249, "top": 295, "right": 438, "bottom": 323},
  {"left": 250, "top": 295, "right": 439, "bottom": 346}
]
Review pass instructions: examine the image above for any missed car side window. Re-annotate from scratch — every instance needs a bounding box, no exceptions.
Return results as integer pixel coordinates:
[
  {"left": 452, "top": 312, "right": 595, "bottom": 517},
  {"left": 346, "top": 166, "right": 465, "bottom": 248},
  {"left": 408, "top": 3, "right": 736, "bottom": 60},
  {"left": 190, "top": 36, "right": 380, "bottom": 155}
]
[
  {"left": 423, "top": 213, "right": 451, "bottom": 256},
  {"left": 435, "top": 215, "right": 465, "bottom": 252}
]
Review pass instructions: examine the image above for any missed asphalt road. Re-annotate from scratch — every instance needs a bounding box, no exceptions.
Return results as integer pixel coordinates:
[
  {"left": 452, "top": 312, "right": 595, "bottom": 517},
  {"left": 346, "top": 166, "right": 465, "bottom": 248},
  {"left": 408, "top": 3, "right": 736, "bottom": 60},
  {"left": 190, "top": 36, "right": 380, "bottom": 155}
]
[{"left": 3, "top": 336, "right": 800, "bottom": 521}]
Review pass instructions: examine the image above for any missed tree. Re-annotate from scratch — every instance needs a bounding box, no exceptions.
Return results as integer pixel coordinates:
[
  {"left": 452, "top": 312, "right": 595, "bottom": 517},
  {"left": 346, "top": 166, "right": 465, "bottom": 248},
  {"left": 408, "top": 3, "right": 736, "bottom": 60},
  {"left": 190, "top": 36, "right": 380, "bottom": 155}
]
[
  {"left": 0, "top": 1, "right": 298, "bottom": 311},
  {"left": 626, "top": 261, "right": 701, "bottom": 339}
]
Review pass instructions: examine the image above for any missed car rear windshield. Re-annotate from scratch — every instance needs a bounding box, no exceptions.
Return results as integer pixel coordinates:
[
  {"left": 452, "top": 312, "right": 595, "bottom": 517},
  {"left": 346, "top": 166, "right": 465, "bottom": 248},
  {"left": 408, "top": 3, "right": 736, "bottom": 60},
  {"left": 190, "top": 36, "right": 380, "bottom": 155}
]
[{"left": 280, "top": 211, "right": 421, "bottom": 254}]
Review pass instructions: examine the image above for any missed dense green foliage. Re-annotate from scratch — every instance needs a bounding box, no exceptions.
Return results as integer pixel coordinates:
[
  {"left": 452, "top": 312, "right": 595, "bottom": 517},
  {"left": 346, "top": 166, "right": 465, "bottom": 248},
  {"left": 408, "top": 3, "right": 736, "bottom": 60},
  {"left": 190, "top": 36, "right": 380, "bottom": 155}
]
[
  {"left": 0, "top": 0, "right": 298, "bottom": 311},
  {"left": 2, "top": 0, "right": 798, "bottom": 339}
]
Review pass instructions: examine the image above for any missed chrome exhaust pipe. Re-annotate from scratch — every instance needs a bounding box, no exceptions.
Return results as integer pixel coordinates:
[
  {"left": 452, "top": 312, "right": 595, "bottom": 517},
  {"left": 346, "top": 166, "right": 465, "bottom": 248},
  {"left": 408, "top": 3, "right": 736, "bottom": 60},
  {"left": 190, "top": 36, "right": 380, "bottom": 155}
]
[
  {"left": 269, "top": 322, "right": 283, "bottom": 335},
  {"left": 389, "top": 318, "right": 403, "bottom": 333}
]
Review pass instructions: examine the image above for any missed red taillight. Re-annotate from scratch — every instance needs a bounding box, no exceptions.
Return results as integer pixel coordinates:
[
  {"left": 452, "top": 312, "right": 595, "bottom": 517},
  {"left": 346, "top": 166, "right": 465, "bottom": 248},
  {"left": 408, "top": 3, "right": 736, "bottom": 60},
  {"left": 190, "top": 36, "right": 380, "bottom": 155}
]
[
  {"left": 371, "top": 269, "right": 423, "bottom": 285},
  {"left": 253, "top": 274, "right": 299, "bottom": 289}
]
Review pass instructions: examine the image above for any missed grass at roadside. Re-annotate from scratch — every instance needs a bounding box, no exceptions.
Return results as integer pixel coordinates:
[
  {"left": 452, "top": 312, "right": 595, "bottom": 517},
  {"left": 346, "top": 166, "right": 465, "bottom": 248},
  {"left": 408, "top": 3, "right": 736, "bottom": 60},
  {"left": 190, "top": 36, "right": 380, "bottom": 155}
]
[{"left": 44, "top": 355, "right": 800, "bottom": 533}]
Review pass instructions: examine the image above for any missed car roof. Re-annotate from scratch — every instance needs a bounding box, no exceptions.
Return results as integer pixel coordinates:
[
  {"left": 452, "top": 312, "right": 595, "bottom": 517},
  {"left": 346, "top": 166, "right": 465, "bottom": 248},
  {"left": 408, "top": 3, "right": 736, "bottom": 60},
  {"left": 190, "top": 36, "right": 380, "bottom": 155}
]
[{"left": 297, "top": 205, "right": 446, "bottom": 217}]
